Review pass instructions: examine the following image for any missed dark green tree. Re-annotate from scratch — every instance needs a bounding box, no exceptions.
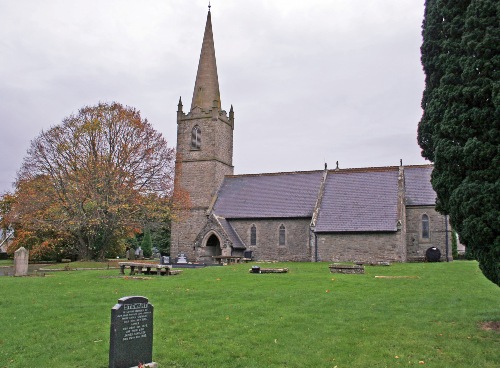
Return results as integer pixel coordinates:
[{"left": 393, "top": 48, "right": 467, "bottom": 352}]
[
  {"left": 419, "top": 0, "right": 499, "bottom": 285},
  {"left": 141, "top": 228, "right": 153, "bottom": 258}
]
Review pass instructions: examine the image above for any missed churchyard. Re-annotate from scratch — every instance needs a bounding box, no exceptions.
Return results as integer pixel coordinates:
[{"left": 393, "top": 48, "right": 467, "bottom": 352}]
[{"left": 0, "top": 261, "right": 498, "bottom": 367}]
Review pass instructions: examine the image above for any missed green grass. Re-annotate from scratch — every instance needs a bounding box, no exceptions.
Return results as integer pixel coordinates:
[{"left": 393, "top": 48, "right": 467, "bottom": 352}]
[
  {"left": 0, "top": 259, "right": 13, "bottom": 266},
  {"left": 0, "top": 261, "right": 498, "bottom": 367}
]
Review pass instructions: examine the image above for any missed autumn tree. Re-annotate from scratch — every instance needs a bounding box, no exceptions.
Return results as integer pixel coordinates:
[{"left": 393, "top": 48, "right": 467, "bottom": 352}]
[
  {"left": 419, "top": 0, "right": 499, "bottom": 285},
  {"left": 6, "top": 102, "right": 176, "bottom": 260}
]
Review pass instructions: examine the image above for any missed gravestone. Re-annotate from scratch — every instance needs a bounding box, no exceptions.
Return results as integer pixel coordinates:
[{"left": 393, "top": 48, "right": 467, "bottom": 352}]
[
  {"left": 176, "top": 253, "right": 187, "bottom": 264},
  {"left": 14, "top": 247, "right": 29, "bottom": 276},
  {"left": 109, "top": 296, "right": 155, "bottom": 368}
]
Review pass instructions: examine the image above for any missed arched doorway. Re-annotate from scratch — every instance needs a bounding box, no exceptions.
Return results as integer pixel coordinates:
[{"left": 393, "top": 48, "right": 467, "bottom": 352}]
[{"left": 204, "top": 233, "right": 222, "bottom": 257}]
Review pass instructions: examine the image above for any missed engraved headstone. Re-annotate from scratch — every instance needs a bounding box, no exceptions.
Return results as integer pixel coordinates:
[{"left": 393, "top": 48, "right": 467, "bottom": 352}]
[
  {"left": 109, "top": 296, "right": 154, "bottom": 368},
  {"left": 14, "top": 247, "right": 29, "bottom": 276},
  {"left": 176, "top": 253, "right": 187, "bottom": 264}
]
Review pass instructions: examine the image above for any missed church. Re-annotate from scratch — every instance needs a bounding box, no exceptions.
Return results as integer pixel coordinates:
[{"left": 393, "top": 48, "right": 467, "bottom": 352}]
[{"left": 170, "top": 9, "right": 451, "bottom": 264}]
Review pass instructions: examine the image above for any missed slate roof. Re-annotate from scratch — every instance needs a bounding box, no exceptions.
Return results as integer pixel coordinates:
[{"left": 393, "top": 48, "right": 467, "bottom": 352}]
[
  {"left": 315, "top": 168, "right": 400, "bottom": 232},
  {"left": 214, "top": 215, "right": 246, "bottom": 249},
  {"left": 212, "top": 171, "right": 323, "bottom": 218},
  {"left": 211, "top": 165, "right": 436, "bottom": 237},
  {"left": 404, "top": 165, "right": 436, "bottom": 206}
]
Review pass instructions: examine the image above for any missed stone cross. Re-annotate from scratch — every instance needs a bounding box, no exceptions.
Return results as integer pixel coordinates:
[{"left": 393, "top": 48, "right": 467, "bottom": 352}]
[{"left": 14, "top": 247, "right": 29, "bottom": 277}]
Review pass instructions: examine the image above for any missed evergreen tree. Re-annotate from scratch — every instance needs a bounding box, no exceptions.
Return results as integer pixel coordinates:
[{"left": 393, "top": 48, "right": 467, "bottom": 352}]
[
  {"left": 419, "top": 0, "right": 499, "bottom": 285},
  {"left": 141, "top": 228, "right": 153, "bottom": 258}
]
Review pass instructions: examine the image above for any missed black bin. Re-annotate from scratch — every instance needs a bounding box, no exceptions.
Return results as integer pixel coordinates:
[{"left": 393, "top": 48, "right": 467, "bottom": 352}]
[{"left": 425, "top": 247, "right": 441, "bottom": 262}]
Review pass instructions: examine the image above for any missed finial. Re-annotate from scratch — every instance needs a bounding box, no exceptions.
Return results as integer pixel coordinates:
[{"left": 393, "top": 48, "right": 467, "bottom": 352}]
[
  {"left": 208, "top": 2, "right": 211, "bottom": 12},
  {"left": 335, "top": 161, "right": 339, "bottom": 170},
  {"left": 324, "top": 162, "right": 327, "bottom": 171},
  {"left": 400, "top": 159, "right": 403, "bottom": 166}
]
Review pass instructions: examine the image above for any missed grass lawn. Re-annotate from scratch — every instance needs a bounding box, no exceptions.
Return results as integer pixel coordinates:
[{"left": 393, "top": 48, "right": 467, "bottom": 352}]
[{"left": 0, "top": 261, "right": 498, "bottom": 367}]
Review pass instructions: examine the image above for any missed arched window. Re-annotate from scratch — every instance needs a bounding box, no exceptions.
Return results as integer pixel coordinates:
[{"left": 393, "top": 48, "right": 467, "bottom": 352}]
[
  {"left": 279, "top": 224, "right": 286, "bottom": 246},
  {"left": 250, "top": 225, "right": 256, "bottom": 246},
  {"left": 191, "top": 125, "right": 201, "bottom": 149},
  {"left": 422, "top": 214, "right": 430, "bottom": 239}
]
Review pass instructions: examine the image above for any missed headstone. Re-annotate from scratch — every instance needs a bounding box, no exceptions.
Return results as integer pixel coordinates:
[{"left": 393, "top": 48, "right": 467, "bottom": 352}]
[
  {"left": 177, "top": 253, "right": 187, "bottom": 264},
  {"left": 14, "top": 247, "right": 29, "bottom": 276},
  {"left": 109, "top": 296, "right": 155, "bottom": 368}
]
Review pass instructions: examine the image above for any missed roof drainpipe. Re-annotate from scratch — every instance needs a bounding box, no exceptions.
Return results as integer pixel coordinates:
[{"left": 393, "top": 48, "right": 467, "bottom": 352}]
[
  {"left": 445, "top": 215, "right": 450, "bottom": 262},
  {"left": 314, "top": 233, "right": 318, "bottom": 262}
]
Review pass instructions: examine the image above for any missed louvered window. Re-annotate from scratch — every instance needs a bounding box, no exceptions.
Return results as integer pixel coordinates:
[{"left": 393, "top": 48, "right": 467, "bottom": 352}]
[{"left": 191, "top": 126, "right": 201, "bottom": 149}]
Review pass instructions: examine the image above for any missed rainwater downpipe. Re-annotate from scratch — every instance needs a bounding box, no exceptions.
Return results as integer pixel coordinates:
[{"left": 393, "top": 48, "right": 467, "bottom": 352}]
[
  {"left": 314, "top": 233, "right": 318, "bottom": 262},
  {"left": 445, "top": 215, "right": 449, "bottom": 262}
]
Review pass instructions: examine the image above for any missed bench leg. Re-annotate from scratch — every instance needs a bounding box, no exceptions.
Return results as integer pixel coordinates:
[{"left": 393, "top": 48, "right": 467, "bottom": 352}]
[
  {"left": 130, "top": 266, "right": 135, "bottom": 275},
  {"left": 120, "top": 265, "right": 125, "bottom": 274}
]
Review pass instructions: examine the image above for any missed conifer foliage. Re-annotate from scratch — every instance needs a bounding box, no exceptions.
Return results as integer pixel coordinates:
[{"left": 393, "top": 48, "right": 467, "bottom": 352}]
[
  {"left": 419, "top": 0, "right": 499, "bottom": 285},
  {"left": 3, "top": 102, "right": 176, "bottom": 260}
]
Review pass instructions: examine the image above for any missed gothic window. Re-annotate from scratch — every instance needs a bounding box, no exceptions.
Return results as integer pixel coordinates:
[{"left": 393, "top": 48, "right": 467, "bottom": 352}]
[
  {"left": 191, "top": 125, "right": 201, "bottom": 149},
  {"left": 279, "top": 224, "right": 286, "bottom": 246},
  {"left": 250, "top": 225, "right": 256, "bottom": 246},
  {"left": 421, "top": 214, "right": 430, "bottom": 239}
]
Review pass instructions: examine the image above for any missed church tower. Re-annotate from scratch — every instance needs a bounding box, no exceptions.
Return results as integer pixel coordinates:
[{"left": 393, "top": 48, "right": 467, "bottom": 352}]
[{"left": 170, "top": 8, "right": 234, "bottom": 260}]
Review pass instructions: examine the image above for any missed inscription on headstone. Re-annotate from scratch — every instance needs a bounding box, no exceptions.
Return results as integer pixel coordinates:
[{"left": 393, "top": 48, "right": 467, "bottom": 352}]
[
  {"left": 14, "top": 247, "right": 29, "bottom": 277},
  {"left": 109, "top": 296, "right": 154, "bottom": 368}
]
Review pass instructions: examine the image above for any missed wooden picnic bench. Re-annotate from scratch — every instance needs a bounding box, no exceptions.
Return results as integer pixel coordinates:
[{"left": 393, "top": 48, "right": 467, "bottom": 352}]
[{"left": 118, "top": 262, "right": 182, "bottom": 276}]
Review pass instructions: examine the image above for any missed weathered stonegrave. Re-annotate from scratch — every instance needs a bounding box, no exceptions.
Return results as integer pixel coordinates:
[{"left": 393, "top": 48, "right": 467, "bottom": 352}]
[
  {"left": 329, "top": 263, "right": 365, "bottom": 274},
  {"left": 109, "top": 296, "right": 156, "bottom": 368},
  {"left": 14, "top": 247, "right": 29, "bottom": 277}
]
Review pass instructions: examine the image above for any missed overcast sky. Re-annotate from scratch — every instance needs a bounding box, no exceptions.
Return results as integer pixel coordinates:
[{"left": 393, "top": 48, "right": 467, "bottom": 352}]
[{"left": 0, "top": 0, "right": 429, "bottom": 194}]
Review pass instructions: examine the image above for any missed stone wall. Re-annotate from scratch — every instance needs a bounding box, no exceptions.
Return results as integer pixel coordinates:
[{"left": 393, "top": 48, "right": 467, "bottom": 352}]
[
  {"left": 316, "top": 231, "right": 405, "bottom": 263},
  {"left": 229, "top": 218, "right": 311, "bottom": 261},
  {"left": 170, "top": 208, "right": 209, "bottom": 261},
  {"left": 405, "top": 206, "right": 451, "bottom": 261}
]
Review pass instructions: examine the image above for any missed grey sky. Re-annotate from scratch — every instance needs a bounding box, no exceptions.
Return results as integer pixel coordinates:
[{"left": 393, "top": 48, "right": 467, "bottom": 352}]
[{"left": 0, "top": 0, "right": 428, "bottom": 194}]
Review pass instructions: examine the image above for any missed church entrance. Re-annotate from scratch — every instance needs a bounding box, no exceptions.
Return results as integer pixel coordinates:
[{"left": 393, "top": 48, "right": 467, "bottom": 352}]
[{"left": 204, "top": 233, "right": 222, "bottom": 258}]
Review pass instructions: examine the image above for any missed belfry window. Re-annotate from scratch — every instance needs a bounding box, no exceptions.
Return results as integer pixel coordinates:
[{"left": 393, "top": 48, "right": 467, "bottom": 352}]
[
  {"left": 250, "top": 225, "right": 256, "bottom": 246},
  {"left": 422, "top": 214, "right": 430, "bottom": 239},
  {"left": 279, "top": 224, "right": 286, "bottom": 246},
  {"left": 191, "top": 125, "right": 201, "bottom": 149}
]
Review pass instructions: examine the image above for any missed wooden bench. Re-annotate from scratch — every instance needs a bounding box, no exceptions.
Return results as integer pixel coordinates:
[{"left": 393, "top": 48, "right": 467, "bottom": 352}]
[{"left": 118, "top": 262, "right": 182, "bottom": 276}]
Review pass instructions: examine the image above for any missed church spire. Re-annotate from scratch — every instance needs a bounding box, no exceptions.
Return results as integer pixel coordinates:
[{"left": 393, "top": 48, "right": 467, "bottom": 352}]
[{"left": 190, "top": 7, "right": 221, "bottom": 112}]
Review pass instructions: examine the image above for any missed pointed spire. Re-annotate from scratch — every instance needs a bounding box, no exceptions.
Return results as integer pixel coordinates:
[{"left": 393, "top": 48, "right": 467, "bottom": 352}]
[
  {"left": 177, "top": 96, "right": 183, "bottom": 112},
  {"left": 190, "top": 8, "right": 221, "bottom": 112}
]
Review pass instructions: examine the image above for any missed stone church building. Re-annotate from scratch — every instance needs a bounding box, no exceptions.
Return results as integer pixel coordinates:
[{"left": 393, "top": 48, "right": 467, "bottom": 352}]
[{"left": 170, "top": 9, "right": 451, "bottom": 264}]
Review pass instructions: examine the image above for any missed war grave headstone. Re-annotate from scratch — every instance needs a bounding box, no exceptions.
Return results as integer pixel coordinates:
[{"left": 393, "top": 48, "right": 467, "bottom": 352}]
[
  {"left": 14, "top": 246, "right": 29, "bottom": 276},
  {"left": 109, "top": 296, "right": 156, "bottom": 368}
]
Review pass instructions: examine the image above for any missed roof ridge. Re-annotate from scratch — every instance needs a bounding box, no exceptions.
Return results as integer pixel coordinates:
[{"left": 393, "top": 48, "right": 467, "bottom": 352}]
[
  {"left": 328, "top": 166, "right": 400, "bottom": 174},
  {"left": 226, "top": 170, "right": 323, "bottom": 178}
]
